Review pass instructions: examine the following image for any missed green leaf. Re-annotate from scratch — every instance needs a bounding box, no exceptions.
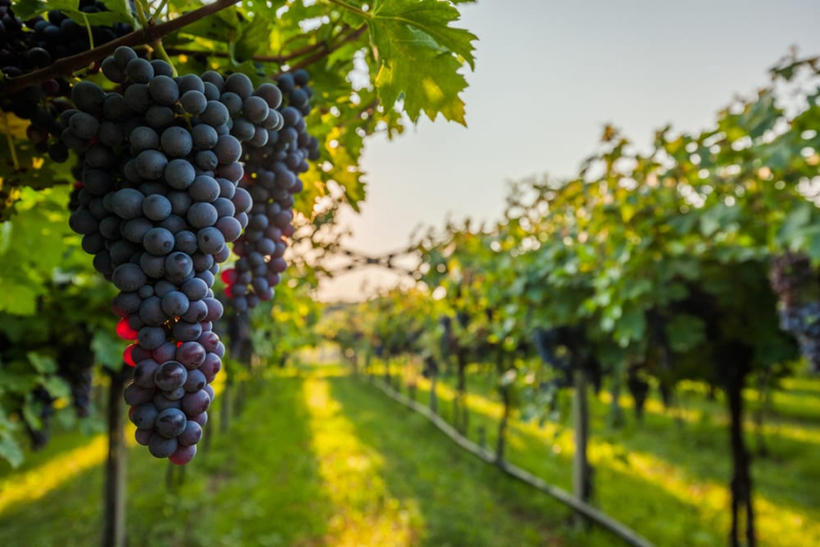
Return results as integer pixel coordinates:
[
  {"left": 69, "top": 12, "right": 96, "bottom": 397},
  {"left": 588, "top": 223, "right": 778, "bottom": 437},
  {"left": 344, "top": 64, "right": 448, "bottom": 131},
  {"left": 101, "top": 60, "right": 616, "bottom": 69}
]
[
  {"left": 0, "top": 434, "right": 24, "bottom": 469},
  {"left": 666, "top": 314, "right": 706, "bottom": 352},
  {"left": 179, "top": 7, "right": 241, "bottom": 44},
  {"left": 0, "top": 283, "right": 39, "bottom": 315},
  {"left": 63, "top": 9, "right": 129, "bottom": 27},
  {"left": 0, "top": 186, "right": 73, "bottom": 315},
  {"left": 99, "top": 0, "right": 135, "bottom": 24},
  {"left": 777, "top": 201, "right": 813, "bottom": 247},
  {"left": 28, "top": 352, "right": 57, "bottom": 374},
  {"left": 0, "top": 366, "right": 40, "bottom": 393},
  {"left": 807, "top": 228, "right": 820, "bottom": 262},
  {"left": 368, "top": 0, "right": 476, "bottom": 124},
  {"left": 614, "top": 306, "right": 646, "bottom": 346},
  {"left": 42, "top": 376, "right": 71, "bottom": 400},
  {"left": 233, "top": 13, "right": 274, "bottom": 63},
  {"left": 92, "top": 329, "right": 125, "bottom": 370},
  {"left": 372, "top": 0, "right": 477, "bottom": 69},
  {"left": 10, "top": 0, "right": 76, "bottom": 20},
  {"left": 22, "top": 392, "right": 43, "bottom": 430},
  {"left": 699, "top": 202, "right": 739, "bottom": 237}
]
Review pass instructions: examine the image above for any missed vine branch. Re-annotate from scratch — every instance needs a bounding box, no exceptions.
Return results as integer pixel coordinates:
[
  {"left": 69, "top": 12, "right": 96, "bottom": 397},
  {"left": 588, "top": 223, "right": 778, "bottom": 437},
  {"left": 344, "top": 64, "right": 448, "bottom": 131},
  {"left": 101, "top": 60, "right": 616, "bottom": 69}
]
[
  {"left": 165, "top": 25, "right": 367, "bottom": 70},
  {"left": 0, "top": 0, "right": 241, "bottom": 98}
]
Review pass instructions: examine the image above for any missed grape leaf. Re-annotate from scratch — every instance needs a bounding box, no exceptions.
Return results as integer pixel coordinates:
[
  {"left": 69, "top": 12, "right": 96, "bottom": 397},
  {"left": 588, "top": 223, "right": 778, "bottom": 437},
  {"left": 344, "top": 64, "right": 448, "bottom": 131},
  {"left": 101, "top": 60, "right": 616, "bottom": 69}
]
[
  {"left": 371, "top": 0, "right": 476, "bottom": 69},
  {"left": 233, "top": 13, "right": 274, "bottom": 63},
  {"left": 10, "top": 0, "right": 77, "bottom": 20},
  {"left": 367, "top": 0, "right": 477, "bottom": 124},
  {"left": 27, "top": 352, "right": 57, "bottom": 374},
  {"left": 179, "top": 7, "right": 241, "bottom": 43},
  {"left": 0, "top": 434, "right": 24, "bottom": 469},
  {"left": 99, "top": 0, "right": 135, "bottom": 24},
  {"left": 92, "top": 329, "right": 126, "bottom": 371},
  {"left": 0, "top": 187, "right": 72, "bottom": 314},
  {"left": 42, "top": 376, "right": 71, "bottom": 400}
]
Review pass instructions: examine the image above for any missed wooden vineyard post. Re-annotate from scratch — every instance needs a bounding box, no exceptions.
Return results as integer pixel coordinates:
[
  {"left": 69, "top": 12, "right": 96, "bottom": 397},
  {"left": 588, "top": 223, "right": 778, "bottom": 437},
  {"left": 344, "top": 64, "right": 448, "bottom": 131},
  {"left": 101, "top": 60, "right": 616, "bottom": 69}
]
[
  {"left": 573, "top": 367, "right": 592, "bottom": 528},
  {"left": 495, "top": 386, "right": 511, "bottom": 465},
  {"left": 103, "top": 367, "right": 129, "bottom": 547}
]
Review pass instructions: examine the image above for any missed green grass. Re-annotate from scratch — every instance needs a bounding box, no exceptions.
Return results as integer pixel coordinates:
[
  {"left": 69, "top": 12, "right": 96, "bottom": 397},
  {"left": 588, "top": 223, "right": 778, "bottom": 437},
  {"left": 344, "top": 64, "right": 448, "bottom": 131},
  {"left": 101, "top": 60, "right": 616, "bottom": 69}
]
[
  {"left": 374, "top": 361, "right": 820, "bottom": 547},
  {"left": 0, "top": 368, "right": 605, "bottom": 547},
  {"left": 3, "top": 362, "right": 816, "bottom": 547}
]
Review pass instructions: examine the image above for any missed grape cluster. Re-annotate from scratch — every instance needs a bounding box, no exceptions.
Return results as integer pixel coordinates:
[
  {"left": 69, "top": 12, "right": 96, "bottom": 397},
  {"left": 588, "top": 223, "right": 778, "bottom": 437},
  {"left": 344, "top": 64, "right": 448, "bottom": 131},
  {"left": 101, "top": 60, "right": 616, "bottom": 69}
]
[
  {"left": 770, "top": 253, "right": 820, "bottom": 371},
  {"left": 0, "top": 1, "right": 132, "bottom": 78},
  {"left": 0, "top": 1, "right": 133, "bottom": 158},
  {"left": 57, "top": 329, "right": 97, "bottom": 418},
  {"left": 23, "top": 387, "right": 55, "bottom": 450},
  {"left": 779, "top": 303, "right": 820, "bottom": 371},
  {"left": 221, "top": 69, "right": 320, "bottom": 310},
  {"left": 26, "top": 2, "right": 132, "bottom": 60},
  {"left": 64, "top": 46, "right": 280, "bottom": 464}
]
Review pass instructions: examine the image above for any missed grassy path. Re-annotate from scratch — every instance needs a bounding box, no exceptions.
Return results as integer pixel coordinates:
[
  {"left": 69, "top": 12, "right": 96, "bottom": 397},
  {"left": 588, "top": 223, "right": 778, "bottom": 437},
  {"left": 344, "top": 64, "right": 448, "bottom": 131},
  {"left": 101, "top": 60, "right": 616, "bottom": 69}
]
[{"left": 0, "top": 370, "right": 592, "bottom": 547}]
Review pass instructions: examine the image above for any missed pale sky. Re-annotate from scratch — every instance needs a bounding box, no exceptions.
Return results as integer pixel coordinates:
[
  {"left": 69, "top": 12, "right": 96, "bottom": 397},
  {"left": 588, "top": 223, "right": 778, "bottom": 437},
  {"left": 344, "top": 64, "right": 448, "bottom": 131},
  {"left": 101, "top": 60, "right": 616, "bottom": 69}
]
[{"left": 316, "top": 0, "right": 820, "bottom": 302}]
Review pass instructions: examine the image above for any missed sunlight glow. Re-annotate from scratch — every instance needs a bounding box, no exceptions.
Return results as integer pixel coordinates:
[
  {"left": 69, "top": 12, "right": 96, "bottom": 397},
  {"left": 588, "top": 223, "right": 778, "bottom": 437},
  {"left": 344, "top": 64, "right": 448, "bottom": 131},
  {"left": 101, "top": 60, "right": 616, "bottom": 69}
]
[
  {"left": 0, "top": 434, "right": 120, "bottom": 515},
  {"left": 304, "top": 377, "right": 423, "bottom": 546}
]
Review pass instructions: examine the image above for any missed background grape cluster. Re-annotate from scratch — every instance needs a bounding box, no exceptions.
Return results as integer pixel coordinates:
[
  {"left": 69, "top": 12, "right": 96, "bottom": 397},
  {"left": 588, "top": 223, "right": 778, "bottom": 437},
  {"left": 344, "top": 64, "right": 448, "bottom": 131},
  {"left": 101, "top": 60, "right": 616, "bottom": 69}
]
[
  {"left": 770, "top": 253, "right": 820, "bottom": 371},
  {"left": 221, "top": 69, "right": 320, "bottom": 310},
  {"left": 0, "top": 1, "right": 133, "bottom": 159},
  {"left": 63, "top": 45, "right": 312, "bottom": 464}
]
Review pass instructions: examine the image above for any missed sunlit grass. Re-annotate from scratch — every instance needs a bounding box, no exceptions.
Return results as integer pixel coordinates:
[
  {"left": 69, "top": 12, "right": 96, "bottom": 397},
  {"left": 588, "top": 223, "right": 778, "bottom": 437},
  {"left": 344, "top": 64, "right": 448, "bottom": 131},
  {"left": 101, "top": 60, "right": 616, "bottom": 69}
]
[
  {"left": 0, "top": 433, "right": 109, "bottom": 514},
  {"left": 389, "top": 366, "right": 820, "bottom": 547},
  {"left": 303, "top": 377, "right": 423, "bottom": 546},
  {"left": 595, "top": 392, "right": 820, "bottom": 445},
  {"left": 0, "top": 369, "right": 227, "bottom": 518}
]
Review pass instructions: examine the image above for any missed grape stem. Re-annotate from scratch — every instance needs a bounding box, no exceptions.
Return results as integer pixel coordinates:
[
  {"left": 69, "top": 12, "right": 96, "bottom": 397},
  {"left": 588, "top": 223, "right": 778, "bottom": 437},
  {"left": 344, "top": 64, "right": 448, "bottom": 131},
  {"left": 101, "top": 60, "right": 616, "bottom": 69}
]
[
  {"left": 152, "top": 0, "right": 170, "bottom": 21},
  {"left": 81, "top": 13, "right": 96, "bottom": 50},
  {"left": 152, "top": 40, "right": 178, "bottom": 77},
  {"left": 135, "top": 0, "right": 178, "bottom": 77},
  {"left": 133, "top": 0, "right": 149, "bottom": 27},
  {"left": 0, "top": 0, "right": 242, "bottom": 98}
]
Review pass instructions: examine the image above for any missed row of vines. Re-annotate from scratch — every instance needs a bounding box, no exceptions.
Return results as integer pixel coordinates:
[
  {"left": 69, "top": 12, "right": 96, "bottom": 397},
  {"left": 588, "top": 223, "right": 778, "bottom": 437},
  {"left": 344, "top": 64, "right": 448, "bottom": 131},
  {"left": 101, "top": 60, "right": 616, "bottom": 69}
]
[{"left": 320, "top": 53, "right": 820, "bottom": 547}]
